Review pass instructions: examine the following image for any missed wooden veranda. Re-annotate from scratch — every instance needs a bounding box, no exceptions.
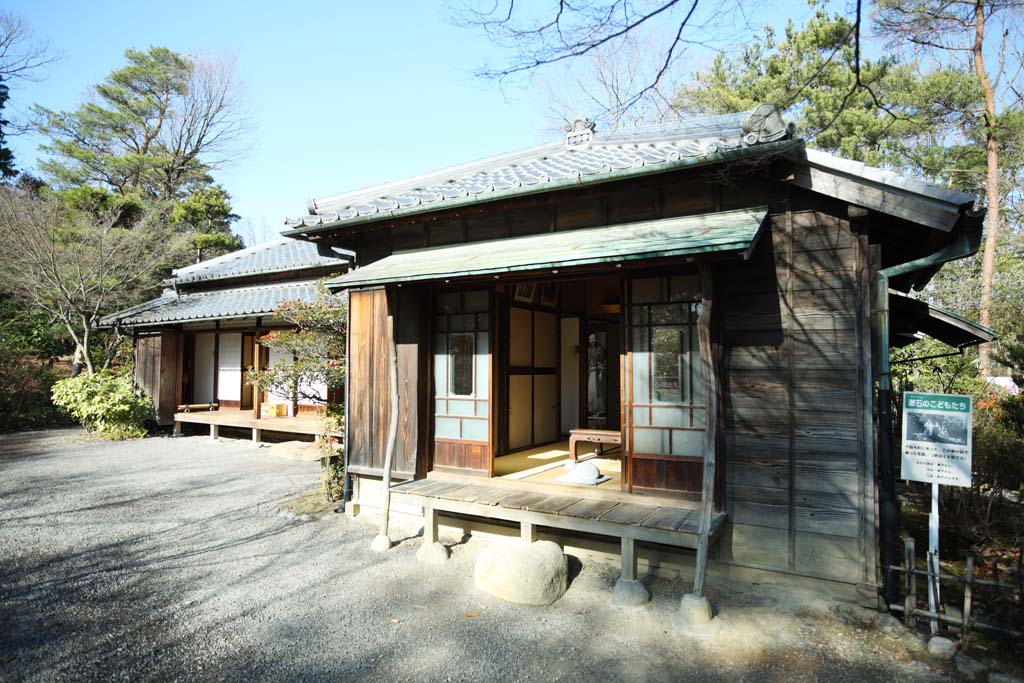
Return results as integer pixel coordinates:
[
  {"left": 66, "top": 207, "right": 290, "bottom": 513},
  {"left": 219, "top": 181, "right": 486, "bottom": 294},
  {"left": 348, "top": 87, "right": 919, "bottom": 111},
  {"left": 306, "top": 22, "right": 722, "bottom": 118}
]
[
  {"left": 392, "top": 472, "right": 727, "bottom": 589},
  {"left": 173, "top": 408, "right": 342, "bottom": 443}
]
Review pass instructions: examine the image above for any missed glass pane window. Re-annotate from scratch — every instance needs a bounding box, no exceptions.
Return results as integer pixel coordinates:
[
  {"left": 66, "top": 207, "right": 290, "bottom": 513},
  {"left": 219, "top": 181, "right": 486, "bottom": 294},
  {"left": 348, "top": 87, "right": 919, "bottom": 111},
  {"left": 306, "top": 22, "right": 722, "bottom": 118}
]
[
  {"left": 652, "top": 327, "right": 683, "bottom": 403},
  {"left": 449, "top": 333, "right": 474, "bottom": 396},
  {"left": 629, "top": 274, "right": 703, "bottom": 457}
]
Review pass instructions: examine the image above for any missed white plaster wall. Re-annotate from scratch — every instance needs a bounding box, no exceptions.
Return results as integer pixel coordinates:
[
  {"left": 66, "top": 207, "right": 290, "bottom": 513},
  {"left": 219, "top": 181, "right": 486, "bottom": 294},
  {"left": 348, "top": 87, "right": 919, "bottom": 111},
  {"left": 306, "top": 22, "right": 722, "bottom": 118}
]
[
  {"left": 193, "top": 333, "right": 216, "bottom": 404},
  {"left": 217, "top": 333, "right": 242, "bottom": 402},
  {"left": 268, "top": 349, "right": 293, "bottom": 403}
]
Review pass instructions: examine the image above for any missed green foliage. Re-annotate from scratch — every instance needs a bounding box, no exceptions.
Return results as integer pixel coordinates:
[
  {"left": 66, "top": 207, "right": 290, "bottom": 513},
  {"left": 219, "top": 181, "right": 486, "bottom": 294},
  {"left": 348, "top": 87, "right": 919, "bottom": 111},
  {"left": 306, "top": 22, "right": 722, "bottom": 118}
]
[
  {"left": 247, "top": 284, "right": 347, "bottom": 404},
  {"left": 170, "top": 185, "right": 243, "bottom": 261},
  {"left": 0, "top": 79, "right": 14, "bottom": 178},
  {"left": 34, "top": 47, "right": 201, "bottom": 199},
  {"left": 32, "top": 46, "right": 247, "bottom": 266},
  {"left": 51, "top": 369, "right": 152, "bottom": 439},
  {"left": 0, "top": 296, "right": 72, "bottom": 358},
  {"left": 0, "top": 349, "right": 67, "bottom": 433},
  {"left": 674, "top": 4, "right": 983, "bottom": 177},
  {"left": 320, "top": 403, "right": 345, "bottom": 502}
]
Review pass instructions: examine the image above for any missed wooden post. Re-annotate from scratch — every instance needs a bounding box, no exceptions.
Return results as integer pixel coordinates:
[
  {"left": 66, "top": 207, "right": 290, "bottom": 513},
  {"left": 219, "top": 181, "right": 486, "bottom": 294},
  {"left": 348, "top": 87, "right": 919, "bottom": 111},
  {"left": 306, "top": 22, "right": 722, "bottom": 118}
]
[
  {"left": 374, "top": 303, "right": 400, "bottom": 549},
  {"left": 962, "top": 553, "right": 974, "bottom": 643},
  {"left": 621, "top": 537, "right": 638, "bottom": 583},
  {"left": 252, "top": 428, "right": 261, "bottom": 444},
  {"left": 904, "top": 537, "right": 916, "bottom": 626},
  {"left": 692, "top": 262, "right": 717, "bottom": 598},
  {"left": 173, "top": 420, "right": 182, "bottom": 436},
  {"left": 210, "top": 424, "right": 219, "bottom": 441},
  {"left": 423, "top": 504, "right": 438, "bottom": 546},
  {"left": 521, "top": 521, "right": 538, "bottom": 544},
  {"left": 252, "top": 319, "right": 262, "bottom": 419}
]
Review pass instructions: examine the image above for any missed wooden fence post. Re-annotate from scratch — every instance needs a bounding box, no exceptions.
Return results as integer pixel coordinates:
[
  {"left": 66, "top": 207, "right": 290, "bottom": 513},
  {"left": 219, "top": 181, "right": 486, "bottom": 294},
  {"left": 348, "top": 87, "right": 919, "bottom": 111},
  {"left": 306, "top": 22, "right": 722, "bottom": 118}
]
[
  {"left": 962, "top": 553, "right": 974, "bottom": 644},
  {"left": 904, "top": 537, "right": 916, "bottom": 627}
]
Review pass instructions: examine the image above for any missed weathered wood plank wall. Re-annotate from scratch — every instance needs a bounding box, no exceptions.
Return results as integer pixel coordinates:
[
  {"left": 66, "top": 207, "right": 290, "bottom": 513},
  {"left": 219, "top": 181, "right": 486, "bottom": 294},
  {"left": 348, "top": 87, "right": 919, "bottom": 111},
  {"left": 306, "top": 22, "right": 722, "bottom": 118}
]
[
  {"left": 347, "top": 286, "right": 426, "bottom": 479},
  {"left": 717, "top": 206, "right": 873, "bottom": 583},
  {"left": 134, "top": 330, "right": 178, "bottom": 425}
]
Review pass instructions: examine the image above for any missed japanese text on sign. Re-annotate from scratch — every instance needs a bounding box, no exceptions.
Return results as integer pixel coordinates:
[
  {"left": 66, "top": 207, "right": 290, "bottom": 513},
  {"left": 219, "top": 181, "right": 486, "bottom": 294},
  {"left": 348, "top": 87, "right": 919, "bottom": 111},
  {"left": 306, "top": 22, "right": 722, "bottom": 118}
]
[{"left": 901, "top": 392, "right": 972, "bottom": 488}]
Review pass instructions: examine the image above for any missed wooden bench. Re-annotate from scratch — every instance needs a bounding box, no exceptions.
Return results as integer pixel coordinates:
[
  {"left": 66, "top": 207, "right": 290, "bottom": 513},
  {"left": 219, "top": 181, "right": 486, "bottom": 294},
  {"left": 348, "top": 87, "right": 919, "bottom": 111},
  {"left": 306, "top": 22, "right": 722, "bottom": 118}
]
[
  {"left": 569, "top": 428, "right": 621, "bottom": 461},
  {"left": 177, "top": 403, "right": 219, "bottom": 413}
]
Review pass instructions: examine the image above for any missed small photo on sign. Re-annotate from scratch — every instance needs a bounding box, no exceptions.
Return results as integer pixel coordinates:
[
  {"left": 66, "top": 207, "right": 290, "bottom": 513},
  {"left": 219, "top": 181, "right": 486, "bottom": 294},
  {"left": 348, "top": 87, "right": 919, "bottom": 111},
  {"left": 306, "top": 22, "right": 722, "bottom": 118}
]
[{"left": 905, "top": 411, "right": 969, "bottom": 447}]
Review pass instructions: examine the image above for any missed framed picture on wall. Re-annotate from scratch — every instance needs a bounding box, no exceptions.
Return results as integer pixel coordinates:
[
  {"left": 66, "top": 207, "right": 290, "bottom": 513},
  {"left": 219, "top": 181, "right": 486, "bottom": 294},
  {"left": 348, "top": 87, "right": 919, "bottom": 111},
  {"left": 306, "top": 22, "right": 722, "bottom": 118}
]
[
  {"left": 539, "top": 283, "right": 559, "bottom": 307},
  {"left": 513, "top": 283, "right": 536, "bottom": 304}
]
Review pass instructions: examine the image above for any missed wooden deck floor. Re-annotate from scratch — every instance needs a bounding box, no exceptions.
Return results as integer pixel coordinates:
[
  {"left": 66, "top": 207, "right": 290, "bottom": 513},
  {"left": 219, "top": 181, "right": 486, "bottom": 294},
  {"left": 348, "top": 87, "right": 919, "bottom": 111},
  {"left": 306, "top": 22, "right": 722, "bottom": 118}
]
[
  {"left": 391, "top": 473, "right": 725, "bottom": 549},
  {"left": 173, "top": 409, "right": 341, "bottom": 438}
]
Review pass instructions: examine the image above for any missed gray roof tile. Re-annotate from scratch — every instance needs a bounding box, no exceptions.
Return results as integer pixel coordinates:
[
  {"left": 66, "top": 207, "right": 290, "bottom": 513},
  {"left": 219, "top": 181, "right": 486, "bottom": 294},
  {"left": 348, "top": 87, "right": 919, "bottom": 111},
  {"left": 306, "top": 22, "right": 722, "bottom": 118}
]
[
  {"left": 102, "top": 281, "right": 325, "bottom": 327},
  {"left": 170, "top": 238, "right": 351, "bottom": 285},
  {"left": 285, "top": 107, "right": 793, "bottom": 233}
]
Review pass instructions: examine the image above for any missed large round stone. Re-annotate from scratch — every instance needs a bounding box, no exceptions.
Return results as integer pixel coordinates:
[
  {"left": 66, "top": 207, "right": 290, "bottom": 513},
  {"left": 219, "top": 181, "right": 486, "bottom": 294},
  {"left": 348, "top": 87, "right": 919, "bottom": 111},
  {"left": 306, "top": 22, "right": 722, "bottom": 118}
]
[
  {"left": 474, "top": 540, "right": 568, "bottom": 606},
  {"left": 927, "top": 635, "right": 957, "bottom": 660}
]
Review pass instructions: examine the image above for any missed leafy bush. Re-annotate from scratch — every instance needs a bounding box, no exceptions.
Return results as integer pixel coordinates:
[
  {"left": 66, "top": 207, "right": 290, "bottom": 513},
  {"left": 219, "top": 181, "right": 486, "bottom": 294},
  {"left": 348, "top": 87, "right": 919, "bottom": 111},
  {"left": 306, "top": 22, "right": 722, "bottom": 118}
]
[
  {"left": 319, "top": 402, "right": 345, "bottom": 502},
  {"left": 0, "top": 351, "right": 68, "bottom": 433},
  {"left": 51, "top": 370, "right": 152, "bottom": 439}
]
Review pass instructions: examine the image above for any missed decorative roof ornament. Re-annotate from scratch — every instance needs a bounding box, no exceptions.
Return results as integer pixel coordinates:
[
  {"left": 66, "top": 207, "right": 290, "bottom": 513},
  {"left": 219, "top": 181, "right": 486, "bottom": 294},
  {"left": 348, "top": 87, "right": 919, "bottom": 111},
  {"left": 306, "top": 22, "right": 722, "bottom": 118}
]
[
  {"left": 565, "top": 116, "right": 596, "bottom": 149},
  {"left": 741, "top": 103, "right": 794, "bottom": 146}
]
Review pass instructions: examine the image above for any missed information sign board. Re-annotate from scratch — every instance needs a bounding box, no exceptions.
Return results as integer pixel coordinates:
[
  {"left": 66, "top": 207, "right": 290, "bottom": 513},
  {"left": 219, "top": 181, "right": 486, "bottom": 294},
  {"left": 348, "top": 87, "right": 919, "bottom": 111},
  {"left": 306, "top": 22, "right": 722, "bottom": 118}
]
[{"left": 901, "top": 392, "right": 972, "bottom": 487}]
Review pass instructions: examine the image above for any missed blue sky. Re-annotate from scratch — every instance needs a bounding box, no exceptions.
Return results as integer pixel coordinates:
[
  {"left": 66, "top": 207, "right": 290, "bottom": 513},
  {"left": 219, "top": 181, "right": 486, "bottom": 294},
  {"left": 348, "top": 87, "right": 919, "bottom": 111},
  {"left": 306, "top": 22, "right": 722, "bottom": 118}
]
[{"left": 7, "top": 0, "right": 818, "bottom": 244}]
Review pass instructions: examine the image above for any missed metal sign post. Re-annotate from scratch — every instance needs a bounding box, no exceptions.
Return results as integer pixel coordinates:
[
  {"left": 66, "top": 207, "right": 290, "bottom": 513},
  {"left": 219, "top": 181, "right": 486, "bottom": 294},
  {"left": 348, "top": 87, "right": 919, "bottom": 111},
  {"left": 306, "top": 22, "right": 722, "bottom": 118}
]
[{"left": 901, "top": 392, "right": 973, "bottom": 633}]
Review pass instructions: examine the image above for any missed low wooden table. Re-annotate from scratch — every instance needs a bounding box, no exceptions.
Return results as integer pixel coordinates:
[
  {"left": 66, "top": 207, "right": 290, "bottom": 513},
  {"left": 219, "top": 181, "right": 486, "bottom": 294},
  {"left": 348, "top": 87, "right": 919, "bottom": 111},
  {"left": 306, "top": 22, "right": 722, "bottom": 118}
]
[{"left": 569, "top": 428, "right": 622, "bottom": 461}]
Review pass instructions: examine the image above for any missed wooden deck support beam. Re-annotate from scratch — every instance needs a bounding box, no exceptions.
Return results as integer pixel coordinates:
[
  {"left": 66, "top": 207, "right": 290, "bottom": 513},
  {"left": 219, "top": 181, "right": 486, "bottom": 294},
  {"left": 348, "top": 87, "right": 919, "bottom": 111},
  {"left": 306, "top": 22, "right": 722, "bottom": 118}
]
[
  {"left": 173, "top": 421, "right": 181, "bottom": 436},
  {"left": 521, "top": 521, "right": 538, "bottom": 544},
  {"left": 210, "top": 424, "right": 219, "bottom": 441},
  {"left": 252, "top": 428, "right": 261, "bottom": 444}
]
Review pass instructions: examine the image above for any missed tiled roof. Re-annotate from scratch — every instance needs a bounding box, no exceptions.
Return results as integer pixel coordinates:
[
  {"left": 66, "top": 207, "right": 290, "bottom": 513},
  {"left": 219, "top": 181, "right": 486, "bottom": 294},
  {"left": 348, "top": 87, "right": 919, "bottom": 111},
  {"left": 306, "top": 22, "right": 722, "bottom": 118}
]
[
  {"left": 284, "top": 106, "right": 794, "bottom": 234},
  {"left": 100, "top": 281, "right": 325, "bottom": 327},
  {"left": 169, "top": 238, "right": 352, "bottom": 285}
]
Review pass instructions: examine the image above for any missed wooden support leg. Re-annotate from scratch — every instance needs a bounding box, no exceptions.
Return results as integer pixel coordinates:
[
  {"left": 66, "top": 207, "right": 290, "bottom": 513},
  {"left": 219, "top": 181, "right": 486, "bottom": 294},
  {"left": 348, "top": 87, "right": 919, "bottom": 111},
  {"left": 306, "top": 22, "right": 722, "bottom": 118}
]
[
  {"left": 610, "top": 536, "right": 649, "bottom": 607},
  {"left": 416, "top": 504, "right": 449, "bottom": 564},
  {"left": 521, "top": 521, "right": 538, "bottom": 544},
  {"left": 210, "top": 424, "right": 219, "bottom": 441},
  {"left": 173, "top": 421, "right": 181, "bottom": 436},
  {"left": 621, "top": 536, "right": 638, "bottom": 582},
  {"left": 423, "top": 504, "right": 438, "bottom": 546},
  {"left": 569, "top": 435, "right": 579, "bottom": 462},
  {"left": 252, "top": 428, "right": 261, "bottom": 444}
]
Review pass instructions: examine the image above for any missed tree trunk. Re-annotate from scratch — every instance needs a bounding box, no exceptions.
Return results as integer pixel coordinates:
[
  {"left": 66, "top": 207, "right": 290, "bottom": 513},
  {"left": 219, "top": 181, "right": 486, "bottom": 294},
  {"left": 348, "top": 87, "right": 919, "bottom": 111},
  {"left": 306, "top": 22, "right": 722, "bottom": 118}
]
[{"left": 974, "top": 0, "right": 999, "bottom": 378}]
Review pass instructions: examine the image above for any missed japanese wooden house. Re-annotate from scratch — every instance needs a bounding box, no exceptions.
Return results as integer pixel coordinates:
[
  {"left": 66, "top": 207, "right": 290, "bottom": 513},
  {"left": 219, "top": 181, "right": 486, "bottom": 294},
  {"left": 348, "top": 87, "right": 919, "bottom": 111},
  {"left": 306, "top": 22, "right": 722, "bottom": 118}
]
[
  {"left": 280, "top": 105, "right": 993, "bottom": 592},
  {"left": 101, "top": 238, "right": 351, "bottom": 440}
]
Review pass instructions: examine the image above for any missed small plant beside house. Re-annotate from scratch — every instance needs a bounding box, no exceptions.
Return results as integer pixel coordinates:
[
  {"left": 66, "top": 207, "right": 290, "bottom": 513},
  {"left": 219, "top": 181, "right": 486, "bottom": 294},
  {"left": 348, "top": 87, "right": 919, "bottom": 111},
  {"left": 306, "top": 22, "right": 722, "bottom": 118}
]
[
  {"left": 246, "top": 284, "right": 347, "bottom": 501},
  {"left": 51, "top": 369, "right": 152, "bottom": 439}
]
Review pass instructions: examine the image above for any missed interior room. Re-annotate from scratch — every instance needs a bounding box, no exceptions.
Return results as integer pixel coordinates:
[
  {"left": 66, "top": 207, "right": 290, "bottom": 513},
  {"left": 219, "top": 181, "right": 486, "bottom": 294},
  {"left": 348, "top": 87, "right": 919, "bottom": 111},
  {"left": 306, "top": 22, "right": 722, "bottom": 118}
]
[{"left": 495, "top": 274, "right": 623, "bottom": 489}]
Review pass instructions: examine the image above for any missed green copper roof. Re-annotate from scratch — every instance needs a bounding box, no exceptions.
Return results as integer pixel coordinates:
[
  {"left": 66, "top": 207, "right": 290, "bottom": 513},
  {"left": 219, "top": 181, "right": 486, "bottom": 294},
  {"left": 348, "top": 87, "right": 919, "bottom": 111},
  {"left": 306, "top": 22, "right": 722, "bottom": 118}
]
[
  {"left": 327, "top": 206, "right": 767, "bottom": 289},
  {"left": 889, "top": 291, "right": 996, "bottom": 349}
]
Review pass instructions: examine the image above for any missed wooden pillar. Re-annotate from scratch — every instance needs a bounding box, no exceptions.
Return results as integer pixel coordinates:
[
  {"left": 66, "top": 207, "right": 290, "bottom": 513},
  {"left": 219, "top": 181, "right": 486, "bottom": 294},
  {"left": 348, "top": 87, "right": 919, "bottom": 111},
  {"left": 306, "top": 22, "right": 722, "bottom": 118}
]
[
  {"left": 620, "top": 536, "right": 639, "bottom": 583},
  {"left": 173, "top": 420, "right": 182, "bottom": 436},
  {"left": 422, "top": 504, "right": 438, "bottom": 546},
  {"left": 212, "top": 322, "right": 220, "bottom": 403},
  {"left": 252, "top": 318, "right": 262, "bottom": 419},
  {"left": 210, "top": 424, "right": 219, "bottom": 441},
  {"left": 174, "top": 327, "right": 184, "bottom": 409},
  {"left": 252, "top": 428, "right": 262, "bottom": 444},
  {"left": 693, "top": 261, "right": 718, "bottom": 598},
  {"left": 521, "top": 521, "right": 538, "bottom": 544}
]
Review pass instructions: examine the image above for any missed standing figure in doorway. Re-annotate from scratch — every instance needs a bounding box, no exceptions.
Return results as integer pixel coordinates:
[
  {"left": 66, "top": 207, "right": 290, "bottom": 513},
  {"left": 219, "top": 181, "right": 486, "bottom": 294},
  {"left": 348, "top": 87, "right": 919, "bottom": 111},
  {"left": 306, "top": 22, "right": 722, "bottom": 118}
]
[{"left": 587, "top": 333, "right": 607, "bottom": 418}]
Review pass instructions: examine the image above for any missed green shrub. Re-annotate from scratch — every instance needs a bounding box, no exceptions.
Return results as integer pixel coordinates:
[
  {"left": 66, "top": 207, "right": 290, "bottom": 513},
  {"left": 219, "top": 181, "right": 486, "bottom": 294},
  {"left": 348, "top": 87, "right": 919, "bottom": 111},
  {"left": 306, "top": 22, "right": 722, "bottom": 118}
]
[
  {"left": 51, "top": 370, "right": 152, "bottom": 439},
  {"left": 0, "top": 351, "right": 68, "bottom": 433}
]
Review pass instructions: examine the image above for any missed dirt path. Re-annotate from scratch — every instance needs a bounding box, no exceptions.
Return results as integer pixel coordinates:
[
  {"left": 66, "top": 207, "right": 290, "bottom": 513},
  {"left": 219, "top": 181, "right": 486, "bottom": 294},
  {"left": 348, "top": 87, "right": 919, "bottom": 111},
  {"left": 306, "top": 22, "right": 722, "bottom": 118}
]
[{"left": 0, "top": 430, "right": 956, "bottom": 682}]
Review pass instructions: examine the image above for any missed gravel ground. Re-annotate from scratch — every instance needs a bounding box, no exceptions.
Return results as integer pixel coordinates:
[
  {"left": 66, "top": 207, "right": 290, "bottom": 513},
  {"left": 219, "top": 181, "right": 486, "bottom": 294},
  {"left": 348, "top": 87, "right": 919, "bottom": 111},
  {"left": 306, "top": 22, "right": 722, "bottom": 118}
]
[{"left": 0, "top": 429, "right": 959, "bottom": 683}]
